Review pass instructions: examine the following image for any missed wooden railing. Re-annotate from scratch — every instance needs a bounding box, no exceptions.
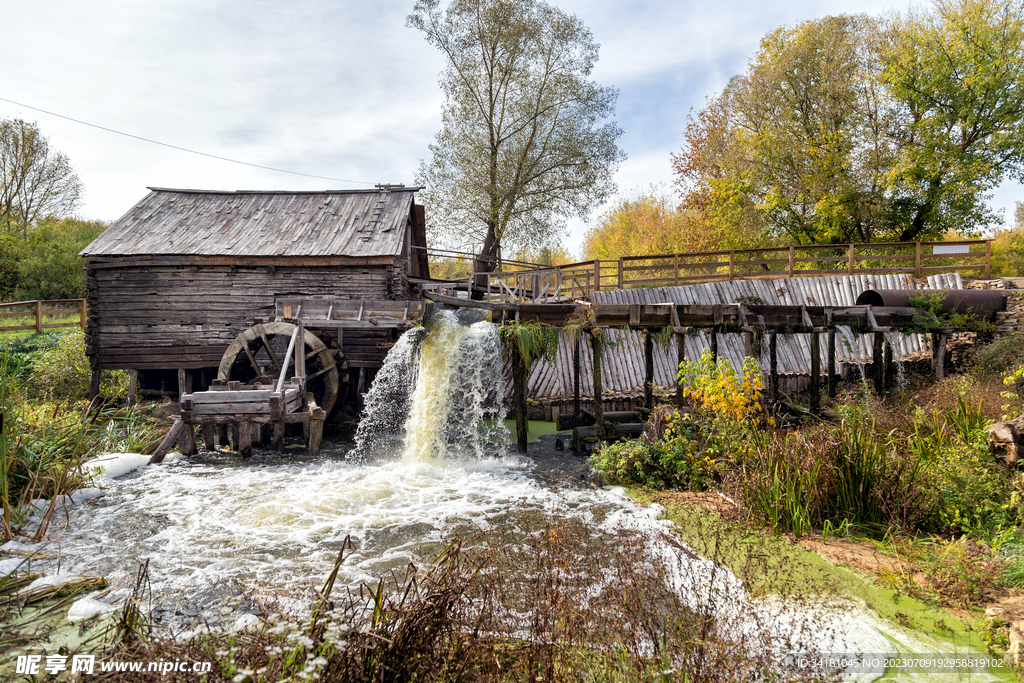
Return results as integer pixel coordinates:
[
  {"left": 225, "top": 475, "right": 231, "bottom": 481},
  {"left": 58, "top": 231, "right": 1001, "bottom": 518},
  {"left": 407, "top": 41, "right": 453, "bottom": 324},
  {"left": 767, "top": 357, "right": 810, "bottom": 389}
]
[
  {"left": 0, "top": 299, "right": 86, "bottom": 333},
  {"left": 477, "top": 240, "right": 992, "bottom": 303}
]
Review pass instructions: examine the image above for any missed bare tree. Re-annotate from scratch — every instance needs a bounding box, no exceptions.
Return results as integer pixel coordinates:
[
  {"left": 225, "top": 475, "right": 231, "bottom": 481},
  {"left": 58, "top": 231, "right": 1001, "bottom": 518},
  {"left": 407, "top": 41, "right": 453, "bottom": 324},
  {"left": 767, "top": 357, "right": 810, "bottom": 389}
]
[
  {"left": 408, "top": 0, "right": 624, "bottom": 292},
  {"left": 0, "top": 118, "right": 83, "bottom": 237}
]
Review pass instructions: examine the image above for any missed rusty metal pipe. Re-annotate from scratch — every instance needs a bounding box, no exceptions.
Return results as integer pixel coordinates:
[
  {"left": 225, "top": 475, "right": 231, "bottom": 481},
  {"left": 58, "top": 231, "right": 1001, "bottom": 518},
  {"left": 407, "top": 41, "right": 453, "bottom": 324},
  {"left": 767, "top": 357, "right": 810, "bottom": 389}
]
[{"left": 855, "top": 289, "right": 1005, "bottom": 317}]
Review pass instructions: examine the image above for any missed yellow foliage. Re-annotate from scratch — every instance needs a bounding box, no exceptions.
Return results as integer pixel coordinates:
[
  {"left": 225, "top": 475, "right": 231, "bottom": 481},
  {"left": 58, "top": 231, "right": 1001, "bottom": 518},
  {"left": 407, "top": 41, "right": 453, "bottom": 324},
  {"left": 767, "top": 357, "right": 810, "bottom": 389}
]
[
  {"left": 582, "top": 188, "right": 722, "bottom": 260},
  {"left": 678, "top": 349, "right": 763, "bottom": 422}
]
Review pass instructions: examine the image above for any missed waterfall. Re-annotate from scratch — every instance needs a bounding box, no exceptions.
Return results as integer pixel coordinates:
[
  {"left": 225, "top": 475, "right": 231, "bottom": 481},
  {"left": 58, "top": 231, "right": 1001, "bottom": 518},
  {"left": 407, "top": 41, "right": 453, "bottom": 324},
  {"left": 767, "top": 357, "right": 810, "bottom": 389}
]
[
  {"left": 883, "top": 330, "right": 908, "bottom": 388},
  {"left": 835, "top": 325, "right": 868, "bottom": 386},
  {"left": 354, "top": 308, "right": 509, "bottom": 462}
]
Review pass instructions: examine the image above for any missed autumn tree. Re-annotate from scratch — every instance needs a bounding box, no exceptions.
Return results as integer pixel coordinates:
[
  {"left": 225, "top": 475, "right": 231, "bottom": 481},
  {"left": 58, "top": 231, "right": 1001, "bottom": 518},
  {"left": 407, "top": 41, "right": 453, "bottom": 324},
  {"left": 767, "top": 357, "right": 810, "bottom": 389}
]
[
  {"left": 0, "top": 118, "right": 83, "bottom": 237},
  {"left": 675, "top": 0, "right": 1024, "bottom": 247},
  {"left": 409, "top": 0, "right": 624, "bottom": 294},
  {"left": 582, "top": 189, "right": 721, "bottom": 259},
  {"left": 879, "top": 0, "right": 1024, "bottom": 240}
]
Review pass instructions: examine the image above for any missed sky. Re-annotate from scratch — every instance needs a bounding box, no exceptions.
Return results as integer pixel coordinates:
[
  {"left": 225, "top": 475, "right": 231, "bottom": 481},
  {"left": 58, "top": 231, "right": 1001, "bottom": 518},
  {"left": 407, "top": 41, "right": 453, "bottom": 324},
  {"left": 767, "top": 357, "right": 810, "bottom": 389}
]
[{"left": 1, "top": 0, "right": 1020, "bottom": 258}]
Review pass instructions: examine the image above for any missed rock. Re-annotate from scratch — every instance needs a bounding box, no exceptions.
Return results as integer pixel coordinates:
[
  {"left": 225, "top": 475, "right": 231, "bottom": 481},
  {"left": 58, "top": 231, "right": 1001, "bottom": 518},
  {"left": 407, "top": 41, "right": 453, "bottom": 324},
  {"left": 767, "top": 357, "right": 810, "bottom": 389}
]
[
  {"left": 987, "top": 606, "right": 1006, "bottom": 619},
  {"left": 150, "top": 399, "right": 179, "bottom": 420},
  {"left": 1008, "top": 623, "right": 1024, "bottom": 667}
]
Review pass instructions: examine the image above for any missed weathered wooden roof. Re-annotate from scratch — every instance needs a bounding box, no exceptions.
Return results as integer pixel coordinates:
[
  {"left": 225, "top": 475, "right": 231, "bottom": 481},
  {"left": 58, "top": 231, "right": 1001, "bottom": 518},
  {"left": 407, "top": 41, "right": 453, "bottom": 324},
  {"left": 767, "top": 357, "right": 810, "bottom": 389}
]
[
  {"left": 521, "top": 272, "right": 963, "bottom": 401},
  {"left": 81, "top": 187, "right": 422, "bottom": 258}
]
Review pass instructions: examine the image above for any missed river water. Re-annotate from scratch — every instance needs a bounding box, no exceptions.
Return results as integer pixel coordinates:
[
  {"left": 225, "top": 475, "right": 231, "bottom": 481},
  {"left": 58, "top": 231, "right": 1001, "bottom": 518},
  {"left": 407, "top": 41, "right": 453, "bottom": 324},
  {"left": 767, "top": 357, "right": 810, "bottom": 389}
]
[{"left": 0, "top": 311, "right": 1004, "bottom": 681}]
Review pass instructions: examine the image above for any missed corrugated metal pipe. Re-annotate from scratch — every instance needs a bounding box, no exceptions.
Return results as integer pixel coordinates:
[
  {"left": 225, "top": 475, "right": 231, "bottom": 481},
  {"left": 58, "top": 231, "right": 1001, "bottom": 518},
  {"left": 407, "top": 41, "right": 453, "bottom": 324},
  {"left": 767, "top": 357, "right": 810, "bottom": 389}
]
[{"left": 856, "top": 289, "right": 1006, "bottom": 317}]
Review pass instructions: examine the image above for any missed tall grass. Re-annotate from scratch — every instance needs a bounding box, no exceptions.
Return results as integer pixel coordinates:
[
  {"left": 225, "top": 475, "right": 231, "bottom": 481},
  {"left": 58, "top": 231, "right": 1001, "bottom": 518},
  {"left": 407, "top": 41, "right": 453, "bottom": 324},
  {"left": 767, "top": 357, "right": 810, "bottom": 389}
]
[{"left": 0, "top": 345, "right": 162, "bottom": 541}]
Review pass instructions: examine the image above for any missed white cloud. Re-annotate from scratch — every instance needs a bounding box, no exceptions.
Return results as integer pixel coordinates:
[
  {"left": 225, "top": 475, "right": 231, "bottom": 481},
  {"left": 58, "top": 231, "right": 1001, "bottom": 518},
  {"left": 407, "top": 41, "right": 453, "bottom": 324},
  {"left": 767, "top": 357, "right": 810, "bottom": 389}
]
[{"left": 0, "top": 0, "right": 1018, "bottom": 241}]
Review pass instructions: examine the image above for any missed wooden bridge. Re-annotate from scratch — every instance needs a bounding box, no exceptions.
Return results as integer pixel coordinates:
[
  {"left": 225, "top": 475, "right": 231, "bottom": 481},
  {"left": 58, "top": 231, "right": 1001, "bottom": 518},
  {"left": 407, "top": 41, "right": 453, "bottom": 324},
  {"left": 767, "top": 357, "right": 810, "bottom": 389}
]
[{"left": 418, "top": 239, "right": 992, "bottom": 303}]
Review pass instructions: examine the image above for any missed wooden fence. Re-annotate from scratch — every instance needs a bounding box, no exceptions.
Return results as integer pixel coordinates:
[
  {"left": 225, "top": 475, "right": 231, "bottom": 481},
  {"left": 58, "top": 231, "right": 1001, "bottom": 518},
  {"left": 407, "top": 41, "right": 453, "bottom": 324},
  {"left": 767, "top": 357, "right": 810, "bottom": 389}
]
[
  {"left": 477, "top": 240, "right": 992, "bottom": 303},
  {"left": 0, "top": 299, "right": 86, "bottom": 333}
]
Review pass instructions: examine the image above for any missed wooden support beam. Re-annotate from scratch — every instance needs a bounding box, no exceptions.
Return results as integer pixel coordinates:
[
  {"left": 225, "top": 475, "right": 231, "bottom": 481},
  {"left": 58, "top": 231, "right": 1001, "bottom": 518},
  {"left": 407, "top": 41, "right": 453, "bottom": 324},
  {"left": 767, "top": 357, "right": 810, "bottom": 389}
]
[
  {"left": 644, "top": 331, "right": 654, "bottom": 411},
  {"left": 810, "top": 331, "right": 821, "bottom": 415},
  {"left": 512, "top": 340, "right": 528, "bottom": 453},
  {"left": 710, "top": 328, "right": 719, "bottom": 362},
  {"left": 231, "top": 424, "right": 241, "bottom": 451},
  {"left": 884, "top": 340, "right": 894, "bottom": 392},
  {"left": 151, "top": 418, "right": 185, "bottom": 463},
  {"left": 126, "top": 369, "right": 139, "bottom": 408},
  {"left": 591, "top": 329, "right": 604, "bottom": 434},
  {"left": 237, "top": 422, "right": 253, "bottom": 457},
  {"left": 932, "top": 332, "right": 948, "bottom": 380},
  {"left": 873, "top": 332, "right": 885, "bottom": 395},
  {"left": 675, "top": 331, "right": 686, "bottom": 409},
  {"left": 827, "top": 329, "right": 837, "bottom": 399},
  {"left": 272, "top": 422, "right": 284, "bottom": 451},
  {"left": 769, "top": 331, "right": 779, "bottom": 404},
  {"left": 573, "top": 332, "right": 581, "bottom": 431},
  {"left": 202, "top": 423, "right": 216, "bottom": 451},
  {"left": 178, "top": 423, "right": 197, "bottom": 456},
  {"left": 216, "top": 424, "right": 228, "bottom": 449},
  {"left": 89, "top": 370, "right": 101, "bottom": 400}
]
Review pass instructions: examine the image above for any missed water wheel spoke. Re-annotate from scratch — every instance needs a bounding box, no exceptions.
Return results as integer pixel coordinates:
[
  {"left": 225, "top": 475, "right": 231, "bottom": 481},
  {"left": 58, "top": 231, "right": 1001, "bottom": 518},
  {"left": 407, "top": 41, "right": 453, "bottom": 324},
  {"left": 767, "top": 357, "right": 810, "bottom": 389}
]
[
  {"left": 306, "top": 365, "right": 334, "bottom": 381},
  {"left": 242, "top": 344, "right": 261, "bottom": 375},
  {"left": 257, "top": 326, "right": 282, "bottom": 370}
]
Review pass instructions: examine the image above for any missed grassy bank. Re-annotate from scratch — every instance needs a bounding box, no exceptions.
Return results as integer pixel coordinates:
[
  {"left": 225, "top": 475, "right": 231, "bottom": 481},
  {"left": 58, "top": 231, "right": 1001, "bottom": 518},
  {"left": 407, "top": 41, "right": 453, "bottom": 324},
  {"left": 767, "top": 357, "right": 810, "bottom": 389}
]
[
  {"left": 0, "top": 329, "right": 163, "bottom": 541},
  {"left": 590, "top": 340, "right": 1024, "bottom": 672}
]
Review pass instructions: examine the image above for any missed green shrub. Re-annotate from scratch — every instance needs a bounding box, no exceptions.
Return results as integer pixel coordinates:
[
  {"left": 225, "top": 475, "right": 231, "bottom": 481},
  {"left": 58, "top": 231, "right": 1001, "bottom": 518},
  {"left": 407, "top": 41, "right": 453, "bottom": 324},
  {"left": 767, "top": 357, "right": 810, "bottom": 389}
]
[
  {"left": 974, "top": 333, "right": 1024, "bottom": 376},
  {"left": 12, "top": 217, "right": 106, "bottom": 300},
  {"left": 25, "top": 328, "right": 127, "bottom": 401}
]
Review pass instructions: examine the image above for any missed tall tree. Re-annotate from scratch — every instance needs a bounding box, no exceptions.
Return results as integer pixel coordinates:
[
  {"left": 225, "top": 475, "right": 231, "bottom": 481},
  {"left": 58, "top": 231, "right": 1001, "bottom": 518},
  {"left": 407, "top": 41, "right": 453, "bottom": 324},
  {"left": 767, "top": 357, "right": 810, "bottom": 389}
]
[
  {"left": 0, "top": 119, "right": 83, "bottom": 237},
  {"left": 879, "top": 0, "right": 1024, "bottom": 240},
  {"left": 409, "top": 0, "right": 624, "bottom": 291},
  {"left": 675, "top": 0, "right": 1024, "bottom": 247}
]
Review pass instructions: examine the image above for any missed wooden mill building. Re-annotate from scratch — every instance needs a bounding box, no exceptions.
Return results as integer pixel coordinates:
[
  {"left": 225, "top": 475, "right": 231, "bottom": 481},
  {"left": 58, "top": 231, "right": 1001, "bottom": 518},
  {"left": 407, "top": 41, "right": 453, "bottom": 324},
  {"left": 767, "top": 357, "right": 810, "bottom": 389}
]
[{"left": 80, "top": 186, "right": 429, "bottom": 406}]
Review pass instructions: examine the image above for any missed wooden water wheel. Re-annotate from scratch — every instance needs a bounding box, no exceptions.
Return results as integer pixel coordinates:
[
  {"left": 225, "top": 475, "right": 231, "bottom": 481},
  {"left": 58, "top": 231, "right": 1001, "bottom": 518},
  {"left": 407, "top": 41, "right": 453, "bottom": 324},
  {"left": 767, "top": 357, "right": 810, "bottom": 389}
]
[{"left": 217, "top": 321, "right": 345, "bottom": 414}]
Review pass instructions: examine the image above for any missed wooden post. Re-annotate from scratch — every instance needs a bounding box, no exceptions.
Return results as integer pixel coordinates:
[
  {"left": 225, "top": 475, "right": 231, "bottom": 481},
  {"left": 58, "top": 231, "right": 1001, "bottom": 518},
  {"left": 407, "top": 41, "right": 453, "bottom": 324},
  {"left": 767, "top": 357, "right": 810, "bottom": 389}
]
[
  {"left": 743, "top": 331, "right": 755, "bottom": 359},
  {"left": 308, "top": 418, "right": 323, "bottom": 455},
  {"left": 710, "top": 328, "right": 718, "bottom": 362},
  {"left": 512, "top": 341, "right": 528, "bottom": 453},
  {"left": 676, "top": 331, "right": 686, "bottom": 409},
  {"left": 89, "top": 369, "right": 101, "bottom": 400},
  {"left": 151, "top": 418, "right": 186, "bottom": 464},
  {"left": 591, "top": 329, "right": 604, "bottom": 434},
  {"left": 177, "top": 424, "right": 196, "bottom": 456},
  {"left": 126, "top": 369, "right": 138, "bottom": 408},
  {"left": 847, "top": 244, "right": 855, "bottom": 275},
  {"left": 986, "top": 239, "right": 993, "bottom": 278},
  {"left": 216, "top": 424, "right": 228, "bottom": 449},
  {"left": 769, "top": 331, "right": 779, "bottom": 404},
  {"left": 177, "top": 369, "right": 186, "bottom": 398},
  {"left": 202, "top": 424, "right": 216, "bottom": 451},
  {"left": 932, "top": 332, "right": 948, "bottom": 380},
  {"left": 79, "top": 300, "right": 86, "bottom": 329},
  {"left": 34, "top": 300, "right": 42, "bottom": 333},
  {"left": 644, "top": 330, "right": 654, "bottom": 411},
  {"left": 728, "top": 252, "right": 735, "bottom": 280},
  {"left": 788, "top": 246, "right": 795, "bottom": 278},
  {"left": 231, "top": 424, "right": 241, "bottom": 451},
  {"left": 237, "top": 422, "right": 253, "bottom": 457},
  {"left": 827, "top": 329, "right": 837, "bottom": 399},
  {"left": 873, "top": 332, "right": 884, "bottom": 395},
  {"left": 673, "top": 255, "right": 680, "bottom": 285},
  {"left": 617, "top": 257, "right": 624, "bottom": 288},
  {"left": 573, "top": 332, "right": 581, "bottom": 429},
  {"left": 884, "top": 340, "right": 894, "bottom": 392},
  {"left": 272, "top": 423, "right": 284, "bottom": 451},
  {"left": 593, "top": 260, "right": 601, "bottom": 292},
  {"left": 914, "top": 242, "right": 922, "bottom": 279},
  {"left": 810, "top": 331, "right": 820, "bottom": 414}
]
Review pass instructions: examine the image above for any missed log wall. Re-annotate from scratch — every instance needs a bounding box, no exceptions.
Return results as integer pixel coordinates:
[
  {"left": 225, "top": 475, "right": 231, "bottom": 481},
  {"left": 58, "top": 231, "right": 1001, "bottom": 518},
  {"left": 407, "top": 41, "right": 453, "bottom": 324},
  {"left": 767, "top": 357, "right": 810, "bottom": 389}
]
[{"left": 85, "top": 257, "right": 413, "bottom": 370}]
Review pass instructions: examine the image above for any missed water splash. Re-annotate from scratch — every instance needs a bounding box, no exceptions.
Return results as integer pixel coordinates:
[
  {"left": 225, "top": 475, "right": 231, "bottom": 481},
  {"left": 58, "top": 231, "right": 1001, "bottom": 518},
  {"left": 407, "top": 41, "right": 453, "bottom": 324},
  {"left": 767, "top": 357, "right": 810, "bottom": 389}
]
[
  {"left": 402, "top": 310, "right": 508, "bottom": 462},
  {"left": 354, "top": 309, "right": 508, "bottom": 462},
  {"left": 352, "top": 328, "right": 422, "bottom": 458},
  {"left": 884, "top": 331, "right": 908, "bottom": 389}
]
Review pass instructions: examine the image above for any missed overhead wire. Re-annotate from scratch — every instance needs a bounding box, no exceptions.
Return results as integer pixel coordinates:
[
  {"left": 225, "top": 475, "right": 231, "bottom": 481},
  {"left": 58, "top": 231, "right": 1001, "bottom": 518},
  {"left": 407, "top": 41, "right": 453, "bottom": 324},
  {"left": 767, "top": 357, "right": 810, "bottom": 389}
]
[{"left": 0, "top": 96, "right": 374, "bottom": 186}]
